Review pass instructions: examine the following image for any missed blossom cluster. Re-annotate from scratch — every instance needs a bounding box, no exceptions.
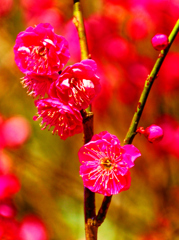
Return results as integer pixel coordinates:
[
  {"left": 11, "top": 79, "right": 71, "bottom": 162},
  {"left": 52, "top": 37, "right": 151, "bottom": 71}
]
[
  {"left": 14, "top": 23, "right": 142, "bottom": 197},
  {"left": 14, "top": 23, "right": 101, "bottom": 140}
]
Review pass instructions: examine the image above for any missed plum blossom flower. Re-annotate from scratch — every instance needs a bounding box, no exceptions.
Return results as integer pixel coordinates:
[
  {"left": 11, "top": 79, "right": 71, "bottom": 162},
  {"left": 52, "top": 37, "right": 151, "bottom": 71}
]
[
  {"left": 21, "top": 73, "right": 58, "bottom": 98},
  {"left": 14, "top": 23, "right": 70, "bottom": 75},
  {"left": 78, "top": 131, "right": 141, "bottom": 196},
  {"left": 33, "top": 98, "right": 83, "bottom": 140},
  {"left": 49, "top": 59, "right": 101, "bottom": 110}
]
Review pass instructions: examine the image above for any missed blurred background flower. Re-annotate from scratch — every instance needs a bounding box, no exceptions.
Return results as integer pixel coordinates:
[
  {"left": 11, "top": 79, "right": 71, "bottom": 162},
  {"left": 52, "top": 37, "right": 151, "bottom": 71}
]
[{"left": 0, "top": 0, "right": 179, "bottom": 239}]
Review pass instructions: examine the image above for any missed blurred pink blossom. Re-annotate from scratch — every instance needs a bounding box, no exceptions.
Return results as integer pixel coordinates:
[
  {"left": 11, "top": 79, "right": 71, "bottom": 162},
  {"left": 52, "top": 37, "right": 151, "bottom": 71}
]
[
  {"left": 145, "top": 0, "right": 178, "bottom": 33},
  {"left": 19, "top": 215, "right": 48, "bottom": 240},
  {"left": 63, "top": 21, "right": 81, "bottom": 62},
  {"left": 78, "top": 131, "right": 141, "bottom": 196},
  {"left": 127, "top": 17, "right": 149, "bottom": 40},
  {"left": 103, "top": 37, "right": 130, "bottom": 62},
  {"left": 127, "top": 62, "right": 150, "bottom": 88},
  {"left": 0, "top": 199, "right": 16, "bottom": 219},
  {"left": 155, "top": 115, "right": 179, "bottom": 158},
  {"left": 0, "top": 0, "right": 13, "bottom": 17},
  {"left": 20, "top": 0, "right": 53, "bottom": 11},
  {"left": 85, "top": 15, "right": 117, "bottom": 60},
  {"left": 159, "top": 52, "right": 179, "bottom": 93},
  {"left": 0, "top": 217, "right": 20, "bottom": 240},
  {"left": 24, "top": 8, "right": 64, "bottom": 32},
  {"left": 93, "top": 75, "right": 112, "bottom": 114},
  {"left": 0, "top": 214, "right": 48, "bottom": 240},
  {"left": 117, "top": 81, "right": 139, "bottom": 105},
  {"left": 0, "top": 151, "right": 12, "bottom": 174},
  {"left": 1, "top": 116, "right": 31, "bottom": 149},
  {"left": 126, "top": 7, "right": 153, "bottom": 40},
  {"left": 0, "top": 174, "right": 20, "bottom": 199}
]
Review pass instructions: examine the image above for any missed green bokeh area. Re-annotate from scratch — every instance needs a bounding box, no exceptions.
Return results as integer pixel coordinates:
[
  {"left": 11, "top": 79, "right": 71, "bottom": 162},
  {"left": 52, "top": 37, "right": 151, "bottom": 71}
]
[{"left": 1, "top": 0, "right": 179, "bottom": 239}]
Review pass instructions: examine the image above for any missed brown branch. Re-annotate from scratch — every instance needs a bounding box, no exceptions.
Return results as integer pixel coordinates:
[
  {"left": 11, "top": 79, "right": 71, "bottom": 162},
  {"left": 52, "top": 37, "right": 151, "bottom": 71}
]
[
  {"left": 73, "top": 1, "right": 97, "bottom": 239},
  {"left": 95, "top": 196, "right": 112, "bottom": 226}
]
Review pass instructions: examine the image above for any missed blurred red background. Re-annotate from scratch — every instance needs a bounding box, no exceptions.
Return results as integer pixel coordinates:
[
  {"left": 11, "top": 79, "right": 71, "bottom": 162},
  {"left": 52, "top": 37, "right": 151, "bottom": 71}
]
[{"left": 0, "top": 0, "right": 179, "bottom": 239}]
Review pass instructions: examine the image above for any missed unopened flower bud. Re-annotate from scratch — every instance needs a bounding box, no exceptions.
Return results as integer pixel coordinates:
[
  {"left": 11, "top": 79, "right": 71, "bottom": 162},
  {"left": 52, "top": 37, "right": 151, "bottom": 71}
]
[
  {"left": 151, "top": 34, "right": 169, "bottom": 51},
  {"left": 144, "top": 124, "right": 164, "bottom": 143}
]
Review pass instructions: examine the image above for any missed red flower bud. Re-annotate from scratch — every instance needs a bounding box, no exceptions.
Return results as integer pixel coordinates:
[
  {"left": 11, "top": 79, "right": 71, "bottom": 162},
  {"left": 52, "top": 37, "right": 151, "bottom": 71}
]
[
  {"left": 144, "top": 124, "right": 164, "bottom": 143},
  {"left": 151, "top": 34, "right": 169, "bottom": 51}
]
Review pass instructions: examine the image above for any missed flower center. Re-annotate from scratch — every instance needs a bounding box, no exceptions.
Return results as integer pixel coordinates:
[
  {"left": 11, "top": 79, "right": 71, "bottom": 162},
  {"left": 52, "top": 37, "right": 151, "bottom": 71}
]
[
  {"left": 38, "top": 46, "right": 47, "bottom": 56},
  {"left": 101, "top": 158, "right": 113, "bottom": 170},
  {"left": 31, "top": 46, "right": 47, "bottom": 58},
  {"left": 69, "top": 77, "right": 79, "bottom": 86}
]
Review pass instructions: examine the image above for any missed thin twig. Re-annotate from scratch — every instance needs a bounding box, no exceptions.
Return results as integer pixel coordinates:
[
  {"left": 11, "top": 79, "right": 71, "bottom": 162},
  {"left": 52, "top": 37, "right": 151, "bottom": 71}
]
[
  {"left": 124, "top": 19, "right": 179, "bottom": 145},
  {"left": 73, "top": 0, "right": 89, "bottom": 60}
]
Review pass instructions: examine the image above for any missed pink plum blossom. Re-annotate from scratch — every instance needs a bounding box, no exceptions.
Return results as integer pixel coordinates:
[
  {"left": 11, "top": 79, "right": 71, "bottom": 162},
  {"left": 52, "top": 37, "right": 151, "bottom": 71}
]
[
  {"left": 14, "top": 23, "right": 70, "bottom": 75},
  {"left": 21, "top": 73, "right": 58, "bottom": 98},
  {"left": 33, "top": 98, "right": 83, "bottom": 140},
  {"left": 151, "top": 34, "right": 169, "bottom": 51},
  {"left": 78, "top": 131, "right": 141, "bottom": 196},
  {"left": 49, "top": 59, "right": 101, "bottom": 110}
]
